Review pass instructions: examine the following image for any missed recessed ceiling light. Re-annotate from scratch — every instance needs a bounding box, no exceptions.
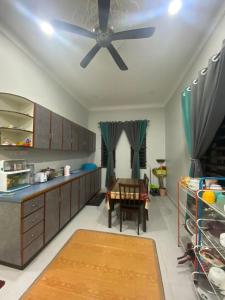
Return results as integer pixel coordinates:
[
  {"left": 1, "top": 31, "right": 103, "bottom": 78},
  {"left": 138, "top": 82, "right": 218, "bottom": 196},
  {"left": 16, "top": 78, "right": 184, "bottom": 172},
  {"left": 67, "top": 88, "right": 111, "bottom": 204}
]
[
  {"left": 168, "top": 0, "right": 182, "bottom": 15},
  {"left": 40, "top": 21, "right": 54, "bottom": 35}
]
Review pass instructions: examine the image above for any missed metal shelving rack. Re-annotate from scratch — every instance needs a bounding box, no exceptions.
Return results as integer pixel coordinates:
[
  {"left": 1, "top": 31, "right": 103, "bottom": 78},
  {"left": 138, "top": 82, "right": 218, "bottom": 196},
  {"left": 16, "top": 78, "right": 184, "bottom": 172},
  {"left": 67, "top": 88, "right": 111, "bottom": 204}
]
[{"left": 178, "top": 177, "right": 225, "bottom": 300}]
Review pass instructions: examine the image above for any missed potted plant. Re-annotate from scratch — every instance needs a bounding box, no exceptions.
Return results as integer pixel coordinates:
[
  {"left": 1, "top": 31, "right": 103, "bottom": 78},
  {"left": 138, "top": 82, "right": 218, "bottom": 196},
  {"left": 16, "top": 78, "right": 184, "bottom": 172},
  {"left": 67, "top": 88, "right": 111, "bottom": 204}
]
[{"left": 152, "top": 159, "right": 167, "bottom": 196}]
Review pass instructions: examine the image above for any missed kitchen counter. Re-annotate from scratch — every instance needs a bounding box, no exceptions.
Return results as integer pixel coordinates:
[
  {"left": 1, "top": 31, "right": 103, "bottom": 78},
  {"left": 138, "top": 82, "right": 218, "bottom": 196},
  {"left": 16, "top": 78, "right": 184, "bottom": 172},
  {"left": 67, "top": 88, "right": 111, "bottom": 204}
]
[{"left": 0, "top": 169, "right": 94, "bottom": 203}]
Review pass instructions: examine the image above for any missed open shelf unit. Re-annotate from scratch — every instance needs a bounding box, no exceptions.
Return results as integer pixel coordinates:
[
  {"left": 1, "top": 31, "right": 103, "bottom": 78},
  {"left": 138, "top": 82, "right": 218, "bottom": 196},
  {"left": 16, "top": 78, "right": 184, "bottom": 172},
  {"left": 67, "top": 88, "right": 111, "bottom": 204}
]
[
  {"left": 178, "top": 177, "right": 225, "bottom": 300},
  {"left": 0, "top": 93, "right": 34, "bottom": 147}
]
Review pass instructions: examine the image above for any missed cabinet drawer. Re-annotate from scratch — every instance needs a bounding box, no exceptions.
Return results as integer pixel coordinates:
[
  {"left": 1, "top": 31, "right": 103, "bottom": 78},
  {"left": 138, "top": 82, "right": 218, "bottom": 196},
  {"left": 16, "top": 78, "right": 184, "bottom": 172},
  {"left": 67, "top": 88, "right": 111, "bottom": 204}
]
[
  {"left": 23, "top": 234, "right": 44, "bottom": 265},
  {"left": 22, "top": 208, "right": 44, "bottom": 232},
  {"left": 22, "top": 221, "right": 44, "bottom": 249},
  {"left": 22, "top": 195, "right": 44, "bottom": 217}
]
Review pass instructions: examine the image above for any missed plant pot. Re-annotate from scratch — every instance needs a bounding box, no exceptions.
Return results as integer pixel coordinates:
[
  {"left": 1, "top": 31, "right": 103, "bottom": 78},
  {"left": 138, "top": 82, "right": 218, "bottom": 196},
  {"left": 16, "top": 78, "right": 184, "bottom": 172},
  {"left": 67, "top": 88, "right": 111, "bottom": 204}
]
[{"left": 159, "top": 188, "right": 166, "bottom": 197}]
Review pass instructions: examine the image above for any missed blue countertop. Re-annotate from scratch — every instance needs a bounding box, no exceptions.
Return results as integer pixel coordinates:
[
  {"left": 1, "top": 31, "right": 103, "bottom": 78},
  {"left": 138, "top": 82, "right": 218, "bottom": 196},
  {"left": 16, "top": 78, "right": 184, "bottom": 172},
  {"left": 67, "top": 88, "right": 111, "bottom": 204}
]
[{"left": 0, "top": 169, "right": 95, "bottom": 203}]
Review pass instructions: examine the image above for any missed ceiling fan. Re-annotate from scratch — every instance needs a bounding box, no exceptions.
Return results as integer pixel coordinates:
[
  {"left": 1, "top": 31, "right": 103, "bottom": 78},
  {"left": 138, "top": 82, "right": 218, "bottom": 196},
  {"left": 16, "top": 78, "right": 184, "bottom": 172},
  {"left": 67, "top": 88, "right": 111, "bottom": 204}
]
[{"left": 52, "top": 0, "right": 155, "bottom": 70}]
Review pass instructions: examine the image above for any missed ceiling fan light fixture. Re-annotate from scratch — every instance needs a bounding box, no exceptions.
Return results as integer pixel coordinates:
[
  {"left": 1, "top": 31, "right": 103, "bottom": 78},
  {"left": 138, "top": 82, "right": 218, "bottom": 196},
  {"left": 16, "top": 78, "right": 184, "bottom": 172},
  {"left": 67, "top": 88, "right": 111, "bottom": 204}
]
[
  {"left": 168, "top": 0, "right": 182, "bottom": 15},
  {"left": 40, "top": 21, "right": 54, "bottom": 36}
]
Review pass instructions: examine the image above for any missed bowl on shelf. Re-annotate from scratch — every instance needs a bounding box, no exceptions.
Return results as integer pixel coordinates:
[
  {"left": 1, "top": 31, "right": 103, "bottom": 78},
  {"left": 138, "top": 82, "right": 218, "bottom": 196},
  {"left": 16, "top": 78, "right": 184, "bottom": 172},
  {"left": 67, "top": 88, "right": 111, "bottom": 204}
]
[{"left": 199, "top": 247, "right": 225, "bottom": 268}]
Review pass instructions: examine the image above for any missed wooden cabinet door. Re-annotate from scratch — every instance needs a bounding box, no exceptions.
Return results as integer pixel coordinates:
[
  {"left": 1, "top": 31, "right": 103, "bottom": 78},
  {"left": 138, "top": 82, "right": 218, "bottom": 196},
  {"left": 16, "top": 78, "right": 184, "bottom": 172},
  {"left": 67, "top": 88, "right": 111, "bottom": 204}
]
[
  {"left": 51, "top": 112, "right": 62, "bottom": 150},
  {"left": 91, "top": 172, "right": 96, "bottom": 196},
  {"left": 92, "top": 132, "right": 96, "bottom": 152},
  {"left": 71, "top": 179, "right": 80, "bottom": 216},
  {"left": 60, "top": 183, "right": 71, "bottom": 228},
  {"left": 45, "top": 188, "right": 60, "bottom": 244},
  {"left": 62, "top": 119, "right": 72, "bottom": 151},
  {"left": 71, "top": 124, "right": 79, "bottom": 151},
  {"left": 78, "top": 126, "right": 84, "bottom": 151},
  {"left": 33, "top": 104, "right": 50, "bottom": 149},
  {"left": 85, "top": 173, "right": 91, "bottom": 201},
  {"left": 79, "top": 176, "right": 86, "bottom": 207}
]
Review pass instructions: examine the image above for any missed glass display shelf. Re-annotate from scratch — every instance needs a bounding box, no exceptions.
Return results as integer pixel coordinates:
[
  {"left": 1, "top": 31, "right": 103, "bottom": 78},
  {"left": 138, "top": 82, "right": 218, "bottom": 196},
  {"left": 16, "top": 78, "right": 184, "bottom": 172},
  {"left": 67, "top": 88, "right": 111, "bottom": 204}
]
[
  {"left": 179, "top": 183, "right": 196, "bottom": 198},
  {"left": 197, "top": 219, "right": 225, "bottom": 261},
  {"left": 192, "top": 272, "right": 218, "bottom": 300},
  {"left": 197, "top": 190, "right": 225, "bottom": 219},
  {"left": 194, "top": 246, "right": 224, "bottom": 300}
]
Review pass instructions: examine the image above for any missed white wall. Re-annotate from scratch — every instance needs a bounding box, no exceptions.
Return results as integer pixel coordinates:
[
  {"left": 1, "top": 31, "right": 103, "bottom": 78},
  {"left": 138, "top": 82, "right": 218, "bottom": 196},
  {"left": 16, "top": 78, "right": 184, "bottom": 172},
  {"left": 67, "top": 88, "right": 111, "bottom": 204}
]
[
  {"left": 165, "top": 10, "right": 225, "bottom": 203},
  {"left": 0, "top": 30, "right": 89, "bottom": 171},
  {"left": 88, "top": 108, "right": 165, "bottom": 189}
]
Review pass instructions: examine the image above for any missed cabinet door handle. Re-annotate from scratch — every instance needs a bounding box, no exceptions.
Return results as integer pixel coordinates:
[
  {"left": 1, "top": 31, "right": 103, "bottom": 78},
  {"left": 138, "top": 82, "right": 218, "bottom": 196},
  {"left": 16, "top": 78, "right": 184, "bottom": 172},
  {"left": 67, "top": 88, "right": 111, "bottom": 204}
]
[{"left": 32, "top": 203, "right": 37, "bottom": 207}]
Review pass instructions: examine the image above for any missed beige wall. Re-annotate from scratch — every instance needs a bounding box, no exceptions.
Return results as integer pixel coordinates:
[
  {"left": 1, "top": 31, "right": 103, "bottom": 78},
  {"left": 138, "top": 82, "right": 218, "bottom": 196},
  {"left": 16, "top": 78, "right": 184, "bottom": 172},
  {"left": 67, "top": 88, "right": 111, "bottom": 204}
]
[
  {"left": 88, "top": 108, "right": 165, "bottom": 189},
  {"left": 0, "top": 30, "right": 89, "bottom": 172},
  {"left": 165, "top": 9, "right": 225, "bottom": 203}
]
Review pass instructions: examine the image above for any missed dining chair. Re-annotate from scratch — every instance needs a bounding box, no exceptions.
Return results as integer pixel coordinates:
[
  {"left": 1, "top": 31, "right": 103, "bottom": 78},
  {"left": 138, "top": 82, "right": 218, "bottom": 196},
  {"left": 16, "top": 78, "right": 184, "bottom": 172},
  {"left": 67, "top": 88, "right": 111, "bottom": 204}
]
[
  {"left": 144, "top": 174, "right": 150, "bottom": 221},
  {"left": 119, "top": 183, "right": 142, "bottom": 235},
  {"left": 108, "top": 171, "right": 117, "bottom": 191}
]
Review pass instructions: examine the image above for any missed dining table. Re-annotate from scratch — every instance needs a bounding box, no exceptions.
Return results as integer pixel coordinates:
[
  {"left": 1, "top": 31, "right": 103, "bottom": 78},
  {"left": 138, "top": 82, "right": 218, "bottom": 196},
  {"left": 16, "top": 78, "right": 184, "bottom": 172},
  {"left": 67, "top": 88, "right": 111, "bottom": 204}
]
[{"left": 106, "top": 178, "right": 150, "bottom": 232}]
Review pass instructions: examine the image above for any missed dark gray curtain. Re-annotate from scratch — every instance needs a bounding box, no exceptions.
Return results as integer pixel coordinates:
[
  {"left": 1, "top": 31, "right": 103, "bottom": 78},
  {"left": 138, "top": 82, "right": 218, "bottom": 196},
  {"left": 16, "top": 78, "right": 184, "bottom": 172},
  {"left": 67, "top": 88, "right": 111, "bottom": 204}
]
[
  {"left": 190, "top": 40, "right": 225, "bottom": 177},
  {"left": 99, "top": 121, "right": 123, "bottom": 188},
  {"left": 124, "top": 120, "right": 148, "bottom": 179}
]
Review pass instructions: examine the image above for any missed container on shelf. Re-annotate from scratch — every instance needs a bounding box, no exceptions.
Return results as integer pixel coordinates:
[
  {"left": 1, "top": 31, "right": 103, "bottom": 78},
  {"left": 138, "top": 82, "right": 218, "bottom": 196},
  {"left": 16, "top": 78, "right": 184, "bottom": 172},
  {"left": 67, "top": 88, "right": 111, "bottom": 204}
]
[{"left": 0, "top": 160, "right": 30, "bottom": 192}]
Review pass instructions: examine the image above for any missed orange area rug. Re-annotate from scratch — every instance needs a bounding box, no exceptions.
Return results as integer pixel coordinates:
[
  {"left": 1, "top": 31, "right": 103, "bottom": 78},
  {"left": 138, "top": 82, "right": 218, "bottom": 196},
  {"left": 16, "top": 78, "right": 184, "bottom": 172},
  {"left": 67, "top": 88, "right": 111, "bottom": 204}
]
[{"left": 22, "top": 230, "right": 165, "bottom": 300}]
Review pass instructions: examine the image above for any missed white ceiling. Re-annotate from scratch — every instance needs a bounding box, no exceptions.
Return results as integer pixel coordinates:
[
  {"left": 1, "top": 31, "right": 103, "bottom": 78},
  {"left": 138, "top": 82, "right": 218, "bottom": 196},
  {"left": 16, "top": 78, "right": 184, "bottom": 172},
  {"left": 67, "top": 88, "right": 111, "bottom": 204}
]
[{"left": 0, "top": 0, "right": 224, "bottom": 110}]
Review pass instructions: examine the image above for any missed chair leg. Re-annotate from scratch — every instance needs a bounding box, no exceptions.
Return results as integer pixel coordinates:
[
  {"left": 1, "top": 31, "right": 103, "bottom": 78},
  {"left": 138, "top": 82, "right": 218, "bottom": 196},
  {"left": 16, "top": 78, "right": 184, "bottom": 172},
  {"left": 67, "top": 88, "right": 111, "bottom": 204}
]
[
  {"left": 146, "top": 209, "right": 149, "bottom": 221},
  {"left": 137, "top": 208, "right": 140, "bottom": 235},
  {"left": 120, "top": 207, "right": 122, "bottom": 232}
]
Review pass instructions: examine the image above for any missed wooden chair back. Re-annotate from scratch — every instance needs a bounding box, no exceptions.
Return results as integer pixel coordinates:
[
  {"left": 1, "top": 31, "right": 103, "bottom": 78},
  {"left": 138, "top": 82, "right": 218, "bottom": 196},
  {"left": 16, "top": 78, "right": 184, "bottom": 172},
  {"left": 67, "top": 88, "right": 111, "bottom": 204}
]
[
  {"left": 108, "top": 172, "right": 117, "bottom": 190},
  {"left": 144, "top": 174, "right": 149, "bottom": 193},
  {"left": 119, "top": 183, "right": 141, "bottom": 207}
]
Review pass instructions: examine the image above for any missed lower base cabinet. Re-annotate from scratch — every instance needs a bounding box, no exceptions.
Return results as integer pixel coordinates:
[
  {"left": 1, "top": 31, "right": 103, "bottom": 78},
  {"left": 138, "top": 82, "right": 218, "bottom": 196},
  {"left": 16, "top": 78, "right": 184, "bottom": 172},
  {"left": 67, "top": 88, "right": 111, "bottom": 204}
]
[
  {"left": 45, "top": 188, "right": 60, "bottom": 244},
  {"left": 71, "top": 179, "right": 80, "bottom": 217},
  {"left": 60, "top": 183, "right": 71, "bottom": 228},
  {"left": 0, "top": 168, "right": 101, "bottom": 269}
]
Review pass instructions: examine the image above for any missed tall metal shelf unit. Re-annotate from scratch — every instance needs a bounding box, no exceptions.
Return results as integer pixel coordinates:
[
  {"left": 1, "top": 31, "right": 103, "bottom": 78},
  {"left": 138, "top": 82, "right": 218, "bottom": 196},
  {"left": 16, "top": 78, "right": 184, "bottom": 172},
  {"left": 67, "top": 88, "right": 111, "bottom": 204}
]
[{"left": 178, "top": 177, "right": 225, "bottom": 300}]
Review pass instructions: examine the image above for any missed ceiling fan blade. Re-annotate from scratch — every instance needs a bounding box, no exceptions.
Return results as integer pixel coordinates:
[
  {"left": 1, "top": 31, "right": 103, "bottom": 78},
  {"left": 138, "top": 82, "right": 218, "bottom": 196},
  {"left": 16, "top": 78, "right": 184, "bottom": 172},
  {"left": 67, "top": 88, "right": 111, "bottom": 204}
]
[
  {"left": 80, "top": 44, "right": 101, "bottom": 68},
  {"left": 107, "top": 43, "right": 128, "bottom": 71},
  {"left": 98, "top": 0, "right": 110, "bottom": 32},
  {"left": 111, "top": 27, "right": 155, "bottom": 41},
  {"left": 52, "top": 20, "right": 96, "bottom": 39}
]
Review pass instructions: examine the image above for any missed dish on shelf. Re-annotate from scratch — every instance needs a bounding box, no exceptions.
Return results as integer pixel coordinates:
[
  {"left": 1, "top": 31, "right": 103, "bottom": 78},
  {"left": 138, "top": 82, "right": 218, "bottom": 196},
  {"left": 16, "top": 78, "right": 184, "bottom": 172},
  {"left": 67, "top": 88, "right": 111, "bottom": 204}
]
[
  {"left": 206, "top": 220, "right": 225, "bottom": 239},
  {"left": 185, "top": 218, "right": 196, "bottom": 235},
  {"left": 208, "top": 267, "right": 225, "bottom": 291},
  {"left": 199, "top": 247, "right": 225, "bottom": 268},
  {"left": 188, "top": 178, "right": 200, "bottom": 191},
  {"left": 193, "top": 273, "right": 217, "bottom": 300}
]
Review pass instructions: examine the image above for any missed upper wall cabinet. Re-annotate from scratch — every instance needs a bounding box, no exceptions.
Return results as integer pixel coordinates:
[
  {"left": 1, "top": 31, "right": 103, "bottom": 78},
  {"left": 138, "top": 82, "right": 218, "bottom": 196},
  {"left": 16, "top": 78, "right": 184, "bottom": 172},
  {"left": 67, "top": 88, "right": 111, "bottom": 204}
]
[
  {"left": 34, "top": 104, "right": 50, "bottom": 149},
  {"left": 50, "top": 113, "right": 63, "bottom": 150},
  {"left": 62, "top": 118, "right": 72, "bottom": 151},
  {"left": 0, "top": 93, "right": 34, "bottom": 147},
  {"left": 0, "top": 93, "right": 96, "bottom": 152}
]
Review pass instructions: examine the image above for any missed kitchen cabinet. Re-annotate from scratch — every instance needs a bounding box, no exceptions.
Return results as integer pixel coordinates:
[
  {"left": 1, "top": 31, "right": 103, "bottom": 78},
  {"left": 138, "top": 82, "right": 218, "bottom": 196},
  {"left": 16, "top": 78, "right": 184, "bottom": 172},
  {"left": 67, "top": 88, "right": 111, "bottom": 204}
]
[
  {"left": 45, "top": 188, "right": 60, "bottom": 243},
  {"left": 0, "top": 168, "right": 101, "bottom": 269},
  {"left": 71, "top": 124, "right": 79, "bottom": 151},
  {"left": 34, "top": 104, "right": 50, "bottom": 149},
  {"left": 71, "top": 178, "right": 80, "bottom": 216},
  {"left": 62, "top": 118, "right": 72, "bottom": 151},
  {"left": 60, "top": 183, "right": 71, "bottom": 228},
  {"left": 80, "top": 176, "right": 86, "bottom": 207},
  {"left": 51, "top": 112, "right": 62, "bottom": 150}
]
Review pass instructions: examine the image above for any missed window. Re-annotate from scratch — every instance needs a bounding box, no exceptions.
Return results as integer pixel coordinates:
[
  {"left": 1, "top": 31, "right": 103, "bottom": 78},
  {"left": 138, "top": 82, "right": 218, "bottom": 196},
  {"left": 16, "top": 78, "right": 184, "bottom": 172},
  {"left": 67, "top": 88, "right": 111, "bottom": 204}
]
[
  {"left": 130, "top": 136, "right": 146, "bottom": 169},
  {"left": 201, "top": 117, "right": 225, "bottom": 177},
  {"left": 101, "top": 136, "right": 115, "bottom": 168}
]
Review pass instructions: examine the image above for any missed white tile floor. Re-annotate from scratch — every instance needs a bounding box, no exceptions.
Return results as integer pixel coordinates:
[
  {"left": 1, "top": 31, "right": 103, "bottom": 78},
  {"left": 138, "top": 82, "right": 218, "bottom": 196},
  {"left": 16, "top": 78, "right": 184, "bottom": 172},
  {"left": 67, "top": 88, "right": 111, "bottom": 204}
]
[{"left": 0, "top": 196, "right": 197, "bottom": 300}]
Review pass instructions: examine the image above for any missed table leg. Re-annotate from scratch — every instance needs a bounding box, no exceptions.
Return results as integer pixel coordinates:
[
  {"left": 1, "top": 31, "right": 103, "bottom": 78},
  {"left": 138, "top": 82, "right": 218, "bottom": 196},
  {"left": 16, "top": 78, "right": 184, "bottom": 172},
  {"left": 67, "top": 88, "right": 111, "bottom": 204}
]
[
  {"left": 108, "top": 209, "right": 112, "bottom": 228},
  {"left": 142, "top": 203, "right": 146, "bottom": 232}
]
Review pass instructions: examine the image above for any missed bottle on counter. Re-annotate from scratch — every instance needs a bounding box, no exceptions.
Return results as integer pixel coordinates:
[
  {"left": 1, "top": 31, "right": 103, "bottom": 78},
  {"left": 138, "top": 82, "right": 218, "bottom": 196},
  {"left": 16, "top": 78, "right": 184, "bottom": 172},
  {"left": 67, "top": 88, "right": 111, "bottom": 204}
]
[{"left": 64, "top": 165, "right": 71, "bottom": 176}]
